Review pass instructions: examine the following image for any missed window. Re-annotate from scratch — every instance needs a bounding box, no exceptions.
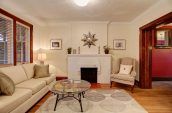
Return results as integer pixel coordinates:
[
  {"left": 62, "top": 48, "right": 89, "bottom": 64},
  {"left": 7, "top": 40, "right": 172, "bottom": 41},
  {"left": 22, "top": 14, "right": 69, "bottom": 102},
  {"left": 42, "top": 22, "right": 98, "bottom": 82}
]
[
  {"left": 0, "top": 14, "right": 13, "bottom": 65},
  {"left": 16, "top": 23, "right": 30, "bottom": 64},
  {"left": 0, "top": 9, "right": 33, "bottom": 66}
]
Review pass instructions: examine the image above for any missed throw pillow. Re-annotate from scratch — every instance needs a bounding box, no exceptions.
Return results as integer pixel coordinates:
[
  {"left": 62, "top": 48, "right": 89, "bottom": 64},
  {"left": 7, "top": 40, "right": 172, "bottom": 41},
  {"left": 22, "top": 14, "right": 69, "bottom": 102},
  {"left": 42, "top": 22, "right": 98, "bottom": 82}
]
[
  {"left": 0, "top": 73, "right": 15, "bottom": 95},
  {"left": 119, "top": 64, "right": 133, "bottom": 74},
  {"left": 34, "top": 64, "right": 50, "bottom": 79}
]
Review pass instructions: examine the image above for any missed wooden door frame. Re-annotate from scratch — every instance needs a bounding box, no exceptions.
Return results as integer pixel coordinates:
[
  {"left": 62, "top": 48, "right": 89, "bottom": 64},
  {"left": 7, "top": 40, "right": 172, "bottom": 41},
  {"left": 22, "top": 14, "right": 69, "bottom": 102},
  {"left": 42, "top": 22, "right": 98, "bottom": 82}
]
[{"left": 139, "top": 12, "right": 172, "bottom": 89}]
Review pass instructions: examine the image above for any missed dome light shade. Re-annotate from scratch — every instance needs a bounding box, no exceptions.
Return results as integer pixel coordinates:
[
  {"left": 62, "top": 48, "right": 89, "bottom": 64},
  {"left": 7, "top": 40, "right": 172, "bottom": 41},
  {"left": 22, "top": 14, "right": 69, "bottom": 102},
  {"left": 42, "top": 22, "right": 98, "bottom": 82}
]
[{"left": 73, "top": 0, "right": 89, "bottom": 7}]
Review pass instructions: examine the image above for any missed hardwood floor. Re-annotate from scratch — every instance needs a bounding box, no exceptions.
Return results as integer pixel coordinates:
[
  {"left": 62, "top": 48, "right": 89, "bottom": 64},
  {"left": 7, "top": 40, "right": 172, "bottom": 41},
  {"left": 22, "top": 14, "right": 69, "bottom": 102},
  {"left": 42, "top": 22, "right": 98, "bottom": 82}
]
[{"left": 27, "top": 81, "right": 172, "bottom": 113}]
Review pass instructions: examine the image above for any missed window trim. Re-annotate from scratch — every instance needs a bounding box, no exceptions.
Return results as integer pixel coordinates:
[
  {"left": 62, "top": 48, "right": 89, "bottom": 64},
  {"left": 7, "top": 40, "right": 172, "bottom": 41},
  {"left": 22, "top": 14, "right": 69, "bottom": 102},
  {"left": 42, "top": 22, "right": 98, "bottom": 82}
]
[{"left": 0, "top": 8, "right": 33, "bottom": 65}]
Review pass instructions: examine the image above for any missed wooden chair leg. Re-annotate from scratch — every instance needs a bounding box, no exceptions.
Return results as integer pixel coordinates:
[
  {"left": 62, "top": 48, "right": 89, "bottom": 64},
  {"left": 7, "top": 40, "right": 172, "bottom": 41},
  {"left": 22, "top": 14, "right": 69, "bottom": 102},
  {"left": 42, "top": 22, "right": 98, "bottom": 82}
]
[{"left": 131, "top": 85, "right": 134, "bottom": 93}]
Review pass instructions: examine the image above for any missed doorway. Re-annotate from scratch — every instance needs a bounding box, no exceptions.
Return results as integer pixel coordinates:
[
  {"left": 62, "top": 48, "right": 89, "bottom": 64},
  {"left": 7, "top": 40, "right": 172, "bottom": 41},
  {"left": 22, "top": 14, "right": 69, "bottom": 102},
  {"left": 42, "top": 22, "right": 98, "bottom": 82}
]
[
  {"left": 152, "top": 24, "right": 172, "bottom": 81},
  {"left": 139, "top": 12, "right": 172, "bottom": 88}
]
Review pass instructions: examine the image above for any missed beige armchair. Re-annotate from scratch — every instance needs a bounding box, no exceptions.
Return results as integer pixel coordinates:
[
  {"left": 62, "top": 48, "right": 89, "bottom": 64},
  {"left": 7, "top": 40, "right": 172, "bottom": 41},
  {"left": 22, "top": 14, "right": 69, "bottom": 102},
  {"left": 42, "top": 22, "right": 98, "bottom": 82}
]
[{"left": 110, "top": 57, "right": 136, "bottom": 92}]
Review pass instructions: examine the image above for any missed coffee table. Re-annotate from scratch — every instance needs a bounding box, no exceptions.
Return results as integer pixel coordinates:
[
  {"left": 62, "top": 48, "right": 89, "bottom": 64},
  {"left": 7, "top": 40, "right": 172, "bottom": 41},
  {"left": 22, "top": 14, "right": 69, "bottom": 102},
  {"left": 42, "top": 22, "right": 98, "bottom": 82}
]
[{"left": 50, "top": 79, "right": 91, "bottom": 112}]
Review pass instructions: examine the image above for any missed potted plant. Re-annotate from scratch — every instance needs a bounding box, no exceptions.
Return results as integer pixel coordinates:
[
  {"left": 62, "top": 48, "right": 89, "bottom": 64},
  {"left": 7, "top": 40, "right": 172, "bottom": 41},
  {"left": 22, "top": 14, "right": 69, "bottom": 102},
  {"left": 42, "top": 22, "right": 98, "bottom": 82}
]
[
  {"left": 103, "top": 45, "right": 110, "bottom": 54},
  {"left": 67, "top": 47, "right": 72, "bottom": 54}
]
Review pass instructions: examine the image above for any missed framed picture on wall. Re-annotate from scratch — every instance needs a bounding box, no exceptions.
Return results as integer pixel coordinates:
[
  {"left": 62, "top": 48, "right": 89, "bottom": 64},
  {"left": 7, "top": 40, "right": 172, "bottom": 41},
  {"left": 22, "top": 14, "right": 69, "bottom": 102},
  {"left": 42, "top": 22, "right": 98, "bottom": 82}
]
[
  {"left": 113, "top": 39, "right": 126, "bottom": 50},
  {"left": 50, "top": 39, "right": 62, "bottom": 50}
]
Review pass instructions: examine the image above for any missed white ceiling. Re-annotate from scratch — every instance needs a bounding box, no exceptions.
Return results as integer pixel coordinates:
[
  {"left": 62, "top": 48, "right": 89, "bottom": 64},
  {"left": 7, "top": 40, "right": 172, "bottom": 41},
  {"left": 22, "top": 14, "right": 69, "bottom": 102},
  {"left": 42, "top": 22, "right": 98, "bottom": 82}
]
[{"left": 0, "top": 0, "right": 159, "bottom": 24}]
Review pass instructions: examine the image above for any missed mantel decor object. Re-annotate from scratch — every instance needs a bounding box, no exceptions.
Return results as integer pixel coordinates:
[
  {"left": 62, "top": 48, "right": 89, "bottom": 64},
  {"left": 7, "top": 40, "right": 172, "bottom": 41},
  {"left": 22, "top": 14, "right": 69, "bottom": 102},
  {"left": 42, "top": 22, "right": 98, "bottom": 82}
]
[
  {"left": 67, "top": 47, "right": 72, "bottom": 54},
  {"left": 81, "top": 32, "right": 98, "bottom": 48},
  {"left": 103, "top": 45, "right": 110, "bottom": 54}
]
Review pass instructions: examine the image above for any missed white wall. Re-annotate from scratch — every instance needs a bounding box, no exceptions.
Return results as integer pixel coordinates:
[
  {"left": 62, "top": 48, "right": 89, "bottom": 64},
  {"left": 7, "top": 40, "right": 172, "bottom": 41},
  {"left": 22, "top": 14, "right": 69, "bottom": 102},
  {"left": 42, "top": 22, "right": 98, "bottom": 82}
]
[
  {"left": 37, "top": 22, "right": 134, "bottom": 75},
  {"left": 36, "top": 22, "right": 138, "bottom": 76},
  {"left": 71, "top": 22, "right": 108, "bottom": 54},
  {"left": 35, "top": 24, "right": 71, "bottom": 75},
  {"left": 108, "top": 23, "right": 132, "bottom": 57},
  {"left": 36, "top": 22, "right": 108, "bottom": 75}
]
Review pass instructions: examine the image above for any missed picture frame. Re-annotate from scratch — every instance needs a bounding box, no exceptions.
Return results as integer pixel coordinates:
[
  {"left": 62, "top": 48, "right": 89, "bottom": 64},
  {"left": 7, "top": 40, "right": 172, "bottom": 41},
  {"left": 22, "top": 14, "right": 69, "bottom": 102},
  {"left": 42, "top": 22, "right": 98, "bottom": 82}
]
[
  {"left": 50, "top": 39, "right": 62, "bottom": 50},
  {"left": 113, "top": 39, "right": 126, "bottom": 50}
]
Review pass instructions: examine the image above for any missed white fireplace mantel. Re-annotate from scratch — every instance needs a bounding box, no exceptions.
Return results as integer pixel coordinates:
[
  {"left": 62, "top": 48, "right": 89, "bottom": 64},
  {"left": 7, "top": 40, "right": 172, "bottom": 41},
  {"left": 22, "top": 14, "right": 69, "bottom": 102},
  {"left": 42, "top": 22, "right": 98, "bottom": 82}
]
[{"left": 67, "top": 54, "right": 111, "bottom": 83}]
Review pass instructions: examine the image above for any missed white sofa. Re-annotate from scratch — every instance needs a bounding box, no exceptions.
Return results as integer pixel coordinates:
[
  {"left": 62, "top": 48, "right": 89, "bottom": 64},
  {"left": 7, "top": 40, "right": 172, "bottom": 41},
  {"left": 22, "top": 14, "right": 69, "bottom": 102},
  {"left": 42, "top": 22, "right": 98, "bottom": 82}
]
[{"left": 0, "top": 64, "right": 56, "bottom": 113}]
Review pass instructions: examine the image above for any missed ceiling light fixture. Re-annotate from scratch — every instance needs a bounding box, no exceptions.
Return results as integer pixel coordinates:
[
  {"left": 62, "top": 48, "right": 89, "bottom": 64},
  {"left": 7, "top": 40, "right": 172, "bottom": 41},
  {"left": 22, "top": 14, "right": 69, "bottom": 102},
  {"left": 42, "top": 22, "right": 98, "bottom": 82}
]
[{"left": 73, "top": 0, "right": 89, "bottom": 7}]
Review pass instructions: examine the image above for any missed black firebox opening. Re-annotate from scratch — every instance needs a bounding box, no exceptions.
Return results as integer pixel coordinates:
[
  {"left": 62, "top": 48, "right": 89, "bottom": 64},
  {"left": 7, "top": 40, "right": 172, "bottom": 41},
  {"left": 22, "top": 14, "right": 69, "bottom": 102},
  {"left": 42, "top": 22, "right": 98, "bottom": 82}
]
[{"left": 81, "top": 67, "right": 97, "bottom": 83}]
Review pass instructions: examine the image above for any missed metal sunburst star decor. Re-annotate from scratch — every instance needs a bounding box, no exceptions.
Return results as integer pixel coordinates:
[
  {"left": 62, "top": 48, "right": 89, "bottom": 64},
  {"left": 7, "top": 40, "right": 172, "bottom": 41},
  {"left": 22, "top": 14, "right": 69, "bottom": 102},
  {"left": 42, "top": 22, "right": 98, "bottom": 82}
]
[{"left": 81, "top": 32, "right": 98, "bottom": 48}]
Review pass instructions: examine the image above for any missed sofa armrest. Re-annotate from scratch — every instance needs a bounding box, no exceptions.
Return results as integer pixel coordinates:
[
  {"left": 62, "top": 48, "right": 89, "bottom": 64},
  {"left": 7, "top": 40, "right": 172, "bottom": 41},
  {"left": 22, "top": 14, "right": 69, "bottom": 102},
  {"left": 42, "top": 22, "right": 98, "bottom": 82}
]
[
  {"left": 49, "top": 73, "right": 57, "bottom": 80},
  {"left": 49, "top": 65, "right": 57, "bottom": 74},
  {"left": 50, "top": 73, "right": 56, "bottom": 76}
]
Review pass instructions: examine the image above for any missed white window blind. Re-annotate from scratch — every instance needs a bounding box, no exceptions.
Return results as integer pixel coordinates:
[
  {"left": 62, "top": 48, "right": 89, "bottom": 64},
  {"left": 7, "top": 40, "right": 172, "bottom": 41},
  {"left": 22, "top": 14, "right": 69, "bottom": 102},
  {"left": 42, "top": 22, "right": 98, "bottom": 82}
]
[
  {"left": 0, "top": 14, "right": 13, "bottom": 64},
  {"left": 16, "top": 23, "right": 30, "bottom": 64}
]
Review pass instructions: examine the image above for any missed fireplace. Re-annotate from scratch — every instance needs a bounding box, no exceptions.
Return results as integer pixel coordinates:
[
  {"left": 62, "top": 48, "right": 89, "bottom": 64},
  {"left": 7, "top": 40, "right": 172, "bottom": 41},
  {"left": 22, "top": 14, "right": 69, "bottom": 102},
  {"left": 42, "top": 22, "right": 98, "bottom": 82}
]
[
  {"left": 68, "top": 54, "right": 111, "bottom": 83},
  {"left": 81, "top": 67, "right": 97, "bottom": 83}
]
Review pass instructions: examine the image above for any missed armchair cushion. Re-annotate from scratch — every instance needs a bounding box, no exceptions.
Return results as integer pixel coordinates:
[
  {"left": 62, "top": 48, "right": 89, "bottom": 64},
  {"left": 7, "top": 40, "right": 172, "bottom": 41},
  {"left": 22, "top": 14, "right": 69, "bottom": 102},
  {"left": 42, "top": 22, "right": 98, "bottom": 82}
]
[
  {"left": 119, "top": 64, "right": 133, "bottom": 74},
  {"left": 111, "top": 74, "right": 135, "bottom": 82}
]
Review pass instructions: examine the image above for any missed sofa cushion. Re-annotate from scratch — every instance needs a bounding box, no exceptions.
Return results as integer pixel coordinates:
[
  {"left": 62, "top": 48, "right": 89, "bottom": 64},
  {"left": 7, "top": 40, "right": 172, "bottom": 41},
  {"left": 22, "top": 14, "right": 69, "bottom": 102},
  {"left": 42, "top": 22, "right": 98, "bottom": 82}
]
[
  {"left": 22, "top": 63, "right": 35, "bottom": 79},
  {"left": 16, "top": 79, "right": 46, "bottom": 94},
  {"left": 111, "top": 74, "right": 134, "bottom": 82},
  {"left": 0, "top": 73, "right": 15, "bottom": 95},
  {"left": 34, "top": 64, "right": 50, "bottom": 78},
  {"left": 0, "top": 65, "right": 28, "bottom": 85},
  {"left": 0, "top": 88, "right": 32, "bottom": 113},
  {"left": 37, "top": 74, "right": 56, "bottom": 85}
]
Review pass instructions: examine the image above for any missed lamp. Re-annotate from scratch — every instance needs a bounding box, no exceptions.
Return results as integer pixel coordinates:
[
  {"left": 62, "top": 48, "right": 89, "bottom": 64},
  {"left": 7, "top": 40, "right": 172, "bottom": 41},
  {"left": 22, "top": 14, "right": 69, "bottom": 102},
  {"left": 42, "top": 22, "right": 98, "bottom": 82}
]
[
  {"left": 73, "top": 0, "right": 89, "bottom": 7},
  {"left": 37, "top": 50, "right": 47, "bottom": 65}
]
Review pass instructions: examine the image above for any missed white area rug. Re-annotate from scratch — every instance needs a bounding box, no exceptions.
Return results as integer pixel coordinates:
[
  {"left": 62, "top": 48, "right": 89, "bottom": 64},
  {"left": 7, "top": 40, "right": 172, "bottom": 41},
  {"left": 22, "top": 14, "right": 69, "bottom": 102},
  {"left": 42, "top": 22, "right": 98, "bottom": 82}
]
[{"left": 36, "top": 89, "right": 147, "bottom": 113}]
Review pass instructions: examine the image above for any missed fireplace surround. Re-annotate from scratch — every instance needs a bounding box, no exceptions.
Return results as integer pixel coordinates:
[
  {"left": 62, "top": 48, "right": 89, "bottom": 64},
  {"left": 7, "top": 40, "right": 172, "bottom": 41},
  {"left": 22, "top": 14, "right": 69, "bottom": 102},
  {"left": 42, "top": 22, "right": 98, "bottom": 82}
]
[{"left": 67, "top": 54, "right": 111, "bottom": 83}]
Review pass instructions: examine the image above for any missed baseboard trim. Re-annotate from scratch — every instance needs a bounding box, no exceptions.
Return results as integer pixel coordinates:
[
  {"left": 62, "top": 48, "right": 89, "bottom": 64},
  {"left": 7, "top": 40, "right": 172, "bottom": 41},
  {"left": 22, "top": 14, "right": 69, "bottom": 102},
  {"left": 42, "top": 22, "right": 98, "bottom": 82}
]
[{"left": 152, "top": 77, "right": 172, "bottom": 81}]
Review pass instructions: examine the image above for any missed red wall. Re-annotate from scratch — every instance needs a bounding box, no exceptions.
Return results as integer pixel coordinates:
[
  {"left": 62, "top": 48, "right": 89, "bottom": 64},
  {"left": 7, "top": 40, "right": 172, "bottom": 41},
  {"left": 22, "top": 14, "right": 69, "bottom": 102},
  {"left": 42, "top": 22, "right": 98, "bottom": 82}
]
[{"left": 152, "top": 48, "right": 172, "bottom": 77}]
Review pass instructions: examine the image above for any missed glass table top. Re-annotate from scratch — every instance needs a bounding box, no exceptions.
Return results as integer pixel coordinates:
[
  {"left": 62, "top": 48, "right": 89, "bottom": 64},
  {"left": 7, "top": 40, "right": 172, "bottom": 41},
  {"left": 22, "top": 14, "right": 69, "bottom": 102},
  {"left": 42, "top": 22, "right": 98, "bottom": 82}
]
[{"left": 50, "top": 79, "right": 91, "bottom": 94}]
